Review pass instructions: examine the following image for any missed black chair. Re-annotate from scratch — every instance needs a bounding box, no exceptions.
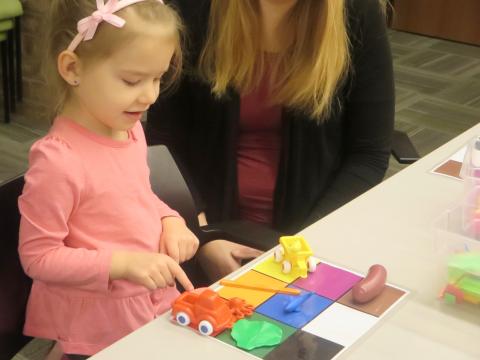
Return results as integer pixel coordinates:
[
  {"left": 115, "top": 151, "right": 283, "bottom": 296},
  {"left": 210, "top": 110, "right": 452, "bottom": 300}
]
[
  {"left": 147, "top": 140, "right": 418, "bottom": 248},
  {"left": 0, "top": 175, "right": 32, "bottom": 360},
  {"left": 147, "top": 145, "right": 281, "bottom": 251},
  {"left": 147, "top": 145, "right": 281, "bottom": 287}
]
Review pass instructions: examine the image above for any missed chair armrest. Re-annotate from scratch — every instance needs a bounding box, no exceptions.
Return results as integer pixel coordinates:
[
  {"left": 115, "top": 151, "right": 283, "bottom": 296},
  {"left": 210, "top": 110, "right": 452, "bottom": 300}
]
[
  {"left": 391, "top": 130, "right": 420, "bottom": 164},
  {"left": 199, "top": 220, "right": 282, "bottom": 251}
]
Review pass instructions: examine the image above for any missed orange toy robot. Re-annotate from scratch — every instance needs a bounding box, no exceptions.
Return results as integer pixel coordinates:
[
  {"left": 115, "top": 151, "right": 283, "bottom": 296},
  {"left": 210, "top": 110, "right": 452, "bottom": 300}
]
[{"left": 171, "top": 288, "right": 253, "bottom": 336}]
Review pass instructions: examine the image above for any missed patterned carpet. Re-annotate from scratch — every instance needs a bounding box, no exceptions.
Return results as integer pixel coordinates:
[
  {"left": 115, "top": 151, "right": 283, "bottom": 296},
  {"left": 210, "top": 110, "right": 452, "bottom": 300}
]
[
  {"left": 3, "top": 30, "right": 480, "bottom": 359},
  {"left": 386, "top": 30, "right": 480, "bottom": 176}
]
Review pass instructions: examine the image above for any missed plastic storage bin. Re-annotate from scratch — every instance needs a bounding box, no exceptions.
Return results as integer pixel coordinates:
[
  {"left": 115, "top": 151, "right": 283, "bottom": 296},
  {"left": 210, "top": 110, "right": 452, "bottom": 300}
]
[{"left": 435, "top": 136, "right": 480, "bottom": 305}]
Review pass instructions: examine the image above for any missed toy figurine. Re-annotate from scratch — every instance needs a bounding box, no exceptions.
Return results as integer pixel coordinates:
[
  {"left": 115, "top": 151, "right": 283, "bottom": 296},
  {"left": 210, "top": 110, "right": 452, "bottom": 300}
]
[
  {"left": 352, "top": 264, "right": 387, "bottom": 304},
  {"left": 440, "top": 252, "right": 480, "bottom": 305},
  {"left": 171, "top": 288, "right": 253, "bottom": 336},
  {"left": 274, "top": 236, "right": 317, "bottom": 278}
]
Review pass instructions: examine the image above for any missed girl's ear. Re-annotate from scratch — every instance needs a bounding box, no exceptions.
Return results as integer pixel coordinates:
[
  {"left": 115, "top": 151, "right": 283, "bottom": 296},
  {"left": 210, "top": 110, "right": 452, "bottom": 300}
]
[{"left": 57, "top": 50, "right": 82, "bottom": 86}]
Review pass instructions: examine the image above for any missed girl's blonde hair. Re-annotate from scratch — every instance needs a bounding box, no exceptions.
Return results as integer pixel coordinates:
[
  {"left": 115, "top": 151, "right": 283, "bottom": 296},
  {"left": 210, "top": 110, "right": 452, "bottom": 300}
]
[
  {"left": 199, "top": 0, "right": 386, "bottom": 121},
  {"left": 44, "top": 0, "right": 184, "bottom": 115}
]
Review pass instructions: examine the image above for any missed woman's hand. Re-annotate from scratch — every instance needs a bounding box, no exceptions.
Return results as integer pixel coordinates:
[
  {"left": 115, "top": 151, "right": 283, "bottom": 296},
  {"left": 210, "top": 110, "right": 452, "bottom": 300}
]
[
  {"left": 160, "top": 216, "right": 200, "bottom": 263},
  {"left": 110, "top": 251, "right": 194, "bottom": 291},
  {"left": 196, "top": 240, "right": 263, "bottom": 282}
]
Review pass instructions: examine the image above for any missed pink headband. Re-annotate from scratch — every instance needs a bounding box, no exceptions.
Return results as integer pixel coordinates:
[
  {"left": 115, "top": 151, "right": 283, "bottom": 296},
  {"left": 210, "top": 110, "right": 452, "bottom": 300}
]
[{"left": 67, "top": 0, "right": 164, "bottom": 52}]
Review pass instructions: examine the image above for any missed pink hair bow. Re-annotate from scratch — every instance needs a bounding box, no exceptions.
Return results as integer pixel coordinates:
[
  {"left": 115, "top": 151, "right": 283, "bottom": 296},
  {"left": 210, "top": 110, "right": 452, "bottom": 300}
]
[{"left": 67, "top": 0, "right": 164, "bottom": 52}]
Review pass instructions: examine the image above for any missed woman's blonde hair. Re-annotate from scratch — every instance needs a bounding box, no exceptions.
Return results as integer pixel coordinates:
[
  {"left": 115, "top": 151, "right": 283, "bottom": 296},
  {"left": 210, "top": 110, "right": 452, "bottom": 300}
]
[
  {"left": 199, "top": 0, "right": 385, "bottom": 121},
  {"left": 43, "top": 0, "right": 184, "bottom": 116}
]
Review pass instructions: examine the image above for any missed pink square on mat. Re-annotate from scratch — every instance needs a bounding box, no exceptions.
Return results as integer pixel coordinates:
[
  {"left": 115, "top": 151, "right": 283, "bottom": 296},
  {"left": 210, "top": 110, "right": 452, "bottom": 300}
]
[{"left": 293, "top": 263, "right": 362, "bottom": 300}]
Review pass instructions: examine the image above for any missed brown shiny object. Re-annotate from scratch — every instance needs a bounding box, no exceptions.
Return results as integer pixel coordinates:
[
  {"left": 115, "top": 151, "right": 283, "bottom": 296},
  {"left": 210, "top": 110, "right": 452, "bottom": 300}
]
[{"left": 352, "top": 264, "right": 387, "bottom": 304}]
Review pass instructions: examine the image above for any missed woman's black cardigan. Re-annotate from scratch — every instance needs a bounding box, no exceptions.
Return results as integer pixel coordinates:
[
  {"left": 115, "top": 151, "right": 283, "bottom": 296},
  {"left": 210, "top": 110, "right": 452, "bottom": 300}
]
[{"left": 146, "top": 0, "right": 394, "bottom": 234}]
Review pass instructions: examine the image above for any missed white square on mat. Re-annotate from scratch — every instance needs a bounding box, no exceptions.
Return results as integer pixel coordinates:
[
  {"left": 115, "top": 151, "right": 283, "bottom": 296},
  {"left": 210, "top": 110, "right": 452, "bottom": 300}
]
[{"left": 302, "top": 302, "right": 377, "bottom": 347}]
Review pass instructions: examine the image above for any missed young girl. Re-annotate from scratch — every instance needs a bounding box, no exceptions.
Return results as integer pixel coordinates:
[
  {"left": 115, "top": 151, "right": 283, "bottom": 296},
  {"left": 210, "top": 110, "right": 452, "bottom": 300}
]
[{"left": 18, "top": 0, "right": 198, "bottom": 358}]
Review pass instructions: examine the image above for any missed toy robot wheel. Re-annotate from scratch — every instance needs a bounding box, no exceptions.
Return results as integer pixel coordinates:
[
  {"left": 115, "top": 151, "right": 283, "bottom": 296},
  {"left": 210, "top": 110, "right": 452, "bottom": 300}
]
[
  {"left": 282, "top": 260, "right": 292, "bottom": 274},
  {"left": 307, "top": 257, "right": 317, "bottom": 273},
  {"left": 443, "top": 292, "right": 458, "bottom": 304},
  {"left": 274, "top": 247, "right": 284, "bottom": 262},
  {"left": 198, "top": 320, "right": 214, "bottom": 336},
  {"left": 175, "top": 312, "right": 191, "bottom": 326}
]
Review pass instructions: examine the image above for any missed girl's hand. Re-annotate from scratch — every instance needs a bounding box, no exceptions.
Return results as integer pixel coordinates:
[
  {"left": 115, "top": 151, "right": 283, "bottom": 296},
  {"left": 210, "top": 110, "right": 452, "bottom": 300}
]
[
  {"left": 196, "top": 240, "right": 263, "bottom": 282},
  {"left": 110, "top": 251, "right": 194, "bottom": 291},
  {"left": 160, "top": 216, "right": 199, "bottom": 263}
]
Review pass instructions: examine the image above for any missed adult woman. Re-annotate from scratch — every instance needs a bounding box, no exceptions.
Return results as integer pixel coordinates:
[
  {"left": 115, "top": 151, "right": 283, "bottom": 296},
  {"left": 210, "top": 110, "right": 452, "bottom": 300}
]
[{"left": 147, "top": 0, "right": 394, "bottom": 281}]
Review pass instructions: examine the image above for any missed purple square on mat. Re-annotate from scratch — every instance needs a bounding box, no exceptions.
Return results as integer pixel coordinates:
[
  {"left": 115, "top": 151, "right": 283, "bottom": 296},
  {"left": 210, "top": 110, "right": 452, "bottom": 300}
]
[{"left": 293, "top": 263, "right": 362, "bottom": 300}]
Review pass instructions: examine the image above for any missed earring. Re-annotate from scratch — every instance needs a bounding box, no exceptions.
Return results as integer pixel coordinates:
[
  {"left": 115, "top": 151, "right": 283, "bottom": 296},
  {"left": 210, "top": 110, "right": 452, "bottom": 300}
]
[{"left": 72, "top": 79, "right": 80, "bottom": 86}]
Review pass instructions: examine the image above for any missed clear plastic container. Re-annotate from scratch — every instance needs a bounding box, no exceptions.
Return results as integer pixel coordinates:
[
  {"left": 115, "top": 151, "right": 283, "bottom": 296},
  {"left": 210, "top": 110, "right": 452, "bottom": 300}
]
[
  {"left": 434, "top": 206, "right": 480, "bottom": 253},
  {"left": 458, "top": 136, "right": 480, "bottom": 240},
  {"left": 434, "top": 138, "right": 480, "bottom": 305}
]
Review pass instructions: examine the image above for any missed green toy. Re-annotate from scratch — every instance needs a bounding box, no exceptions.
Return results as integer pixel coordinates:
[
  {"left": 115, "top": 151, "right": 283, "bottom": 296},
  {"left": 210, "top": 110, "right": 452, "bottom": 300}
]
[
  {"left": 231, "top": 319, "right": 283, "bottom": 350},
  {"left": 440, "top": 252, "right": 480, "bottom": 305}
]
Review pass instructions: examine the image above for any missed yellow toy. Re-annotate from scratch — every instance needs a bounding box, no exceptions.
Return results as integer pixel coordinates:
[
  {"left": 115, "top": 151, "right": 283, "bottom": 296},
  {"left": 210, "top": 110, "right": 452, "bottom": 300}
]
[{"left": 273, "top": 236, "right": 317, "bottom": 278}]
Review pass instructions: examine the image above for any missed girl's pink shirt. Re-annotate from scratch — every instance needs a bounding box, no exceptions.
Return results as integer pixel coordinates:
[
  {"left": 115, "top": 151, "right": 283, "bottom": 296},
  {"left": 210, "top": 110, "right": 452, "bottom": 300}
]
[{"left": 18, "top": 117, "right": 180, "bottom": 355}]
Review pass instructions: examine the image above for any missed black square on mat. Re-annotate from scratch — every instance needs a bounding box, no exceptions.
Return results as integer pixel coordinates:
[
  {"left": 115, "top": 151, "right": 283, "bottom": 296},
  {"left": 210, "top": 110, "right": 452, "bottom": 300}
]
[{"left": 264, "top": 330, "right": 343, "bottom": 360}]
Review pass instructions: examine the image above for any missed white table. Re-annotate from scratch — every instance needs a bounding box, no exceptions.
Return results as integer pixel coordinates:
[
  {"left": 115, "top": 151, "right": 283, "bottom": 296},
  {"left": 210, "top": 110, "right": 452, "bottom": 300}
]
[{"left": 91, "top": 124, "right": 480, "bottom": 360}]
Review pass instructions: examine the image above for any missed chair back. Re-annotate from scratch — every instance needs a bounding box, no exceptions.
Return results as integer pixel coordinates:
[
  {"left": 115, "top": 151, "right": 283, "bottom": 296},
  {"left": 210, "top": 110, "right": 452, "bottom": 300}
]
[
  {"left": 147, "top": 145, "right": 282, "bottom": 251},
  {"left": 147, "top": 145, "right": 201, "bottom": 236},
  {"left": 147, "top": 145, "right": 213, "bottom": 287},
  {"left": 0, "top": 175, "right": 32, "bottom": 360}
]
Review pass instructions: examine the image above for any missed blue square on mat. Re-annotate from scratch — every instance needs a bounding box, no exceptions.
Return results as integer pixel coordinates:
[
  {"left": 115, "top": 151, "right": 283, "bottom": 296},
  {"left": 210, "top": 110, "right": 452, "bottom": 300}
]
[{"left": 255, "top": 286, "right": 333, "bottom": 329}]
